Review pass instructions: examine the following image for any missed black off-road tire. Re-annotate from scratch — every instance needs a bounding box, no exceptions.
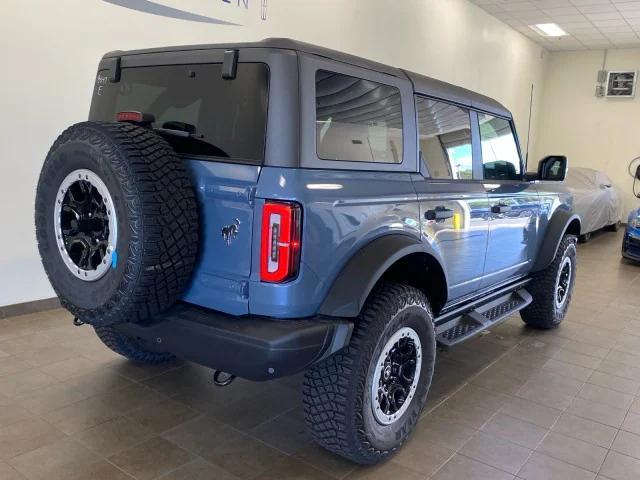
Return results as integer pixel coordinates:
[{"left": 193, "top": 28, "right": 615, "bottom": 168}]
[
  {"left": 94, "top": 326, "right": 175, "bottom": 365},
  {"left": 35, "top": 122, "right": 198, "bottom": 327},
  {"left": 521, "top": 235, "right": 577, "bottom": 329},
  {"left": 303, "top": 283, "right": 436, "bottom": 465}
]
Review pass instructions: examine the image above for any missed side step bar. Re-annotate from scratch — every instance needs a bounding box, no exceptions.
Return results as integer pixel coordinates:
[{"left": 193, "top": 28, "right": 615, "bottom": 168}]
[{"left": 435, "top": 289, "right": 532, "bottom": 347}]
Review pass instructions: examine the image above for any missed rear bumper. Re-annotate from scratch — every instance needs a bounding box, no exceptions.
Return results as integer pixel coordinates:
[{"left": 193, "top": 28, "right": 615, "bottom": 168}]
[{"left": 115, "top": 303, "right": 353, "bottom": 381}]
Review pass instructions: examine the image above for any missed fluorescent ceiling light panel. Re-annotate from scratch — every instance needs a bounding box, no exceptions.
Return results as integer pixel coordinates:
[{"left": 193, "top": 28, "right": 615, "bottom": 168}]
[{"left": 529, "top": 23, "right": 568, "bottom": 36}]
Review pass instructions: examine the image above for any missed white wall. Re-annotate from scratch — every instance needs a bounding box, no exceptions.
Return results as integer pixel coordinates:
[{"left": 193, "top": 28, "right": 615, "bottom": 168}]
[
  {"left": 0, "top": 0, "right": 547, "bottom": 307},
  {"left": 532, "top": 48, "right": 640, "bottom": 213}
]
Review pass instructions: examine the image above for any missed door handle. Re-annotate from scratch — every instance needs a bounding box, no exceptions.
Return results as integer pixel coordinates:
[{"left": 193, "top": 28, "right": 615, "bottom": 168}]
[
  {"left": 425, "top": 206, "right": 454, "bottom": 220},
  {"left": 491, "top": 203, "right": 512, "bottom": 214}
]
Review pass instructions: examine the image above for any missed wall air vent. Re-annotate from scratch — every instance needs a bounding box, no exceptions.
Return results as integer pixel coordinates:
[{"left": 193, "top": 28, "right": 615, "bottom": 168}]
[{"left": 606, "top": 71, "right": 637, "bottom": 98}]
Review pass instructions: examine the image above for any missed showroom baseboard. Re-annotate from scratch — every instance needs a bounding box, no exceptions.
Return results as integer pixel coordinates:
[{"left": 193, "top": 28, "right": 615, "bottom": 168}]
[{"left": 0, "top": 297, "right": 61, "bottom": 319}]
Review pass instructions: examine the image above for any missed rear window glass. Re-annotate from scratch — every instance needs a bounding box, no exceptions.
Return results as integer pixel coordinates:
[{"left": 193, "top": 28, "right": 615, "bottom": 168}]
[
  {"left": 315, "top": 70, "right": 403, "bottom": 164},
  {"left": 89, "top": 63, "right": 269, "bottom": 164}
]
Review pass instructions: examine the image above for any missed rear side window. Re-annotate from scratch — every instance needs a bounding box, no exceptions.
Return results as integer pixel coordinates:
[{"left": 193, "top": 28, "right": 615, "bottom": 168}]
[
  {"left": 315, "top": 70, "right": 403, "bottom": 163},
  {"left": 416, "top": 97, "right": 473, "bottom": 180},
  {"left": 478, "top": 114, "right": 522, "bottom": 181},
  {"left": 89, "top": 63, "right": 269, "bottom": 164}
]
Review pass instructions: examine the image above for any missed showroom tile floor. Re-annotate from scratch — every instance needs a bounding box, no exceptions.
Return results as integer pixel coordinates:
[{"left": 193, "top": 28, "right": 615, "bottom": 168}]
[{"left": 1, "top": 230, "right": 640, "bottom": 480}]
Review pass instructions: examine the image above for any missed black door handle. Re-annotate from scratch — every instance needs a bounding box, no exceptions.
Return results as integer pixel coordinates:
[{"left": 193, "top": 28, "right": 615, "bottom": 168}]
[
  {"left": 425, "top": 206, "right": 454, "bottom": 220},
  {"left": 492, "top": 204, "right": 512, "bottom": 214}
]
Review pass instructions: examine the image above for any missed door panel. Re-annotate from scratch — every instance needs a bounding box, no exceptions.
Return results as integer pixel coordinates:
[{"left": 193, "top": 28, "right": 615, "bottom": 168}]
[
  {"left": 482, "top": 183, "right": 539, "bottom": 288},
  {"left": 415, "top": 96, "right": 489, "bottom": 300},
  {"left": 477, "top": 114, "right": 540, "bottom": 288},
  {"left": 414, "top": 181, "right": 490, "bottom": 300}
]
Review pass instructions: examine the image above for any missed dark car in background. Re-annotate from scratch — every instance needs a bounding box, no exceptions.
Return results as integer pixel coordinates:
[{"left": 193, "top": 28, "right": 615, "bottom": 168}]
[{"left": 622, "top": 208, "right": 640, "bottom": 262}]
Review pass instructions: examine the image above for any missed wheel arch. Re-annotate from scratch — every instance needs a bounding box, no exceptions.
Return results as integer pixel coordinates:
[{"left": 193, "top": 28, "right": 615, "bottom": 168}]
[
  {"left": 532, "top": 210, "right": 581, "bottom": 272},
  {"left": 318, "top": 234, "right": 448, "bottom": 317}
]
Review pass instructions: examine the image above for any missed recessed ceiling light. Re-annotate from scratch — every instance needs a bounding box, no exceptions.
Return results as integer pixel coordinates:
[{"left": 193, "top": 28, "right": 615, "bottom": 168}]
[{"left": 529, "top": 23, "right": 568, "bottom": 37}]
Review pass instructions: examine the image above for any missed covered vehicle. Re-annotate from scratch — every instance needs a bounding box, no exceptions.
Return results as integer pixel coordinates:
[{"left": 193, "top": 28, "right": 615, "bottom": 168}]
[
  {"left": 622, "top": 209, "right": 640, "bottom": 262},
  {"left": 565, "top": 167, "right": 624, "bottom": 242}
]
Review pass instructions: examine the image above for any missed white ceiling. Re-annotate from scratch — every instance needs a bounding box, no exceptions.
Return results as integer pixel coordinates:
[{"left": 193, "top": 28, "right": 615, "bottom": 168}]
[{"left": 469, "top": 0, "right": 640, "bottom": 50}]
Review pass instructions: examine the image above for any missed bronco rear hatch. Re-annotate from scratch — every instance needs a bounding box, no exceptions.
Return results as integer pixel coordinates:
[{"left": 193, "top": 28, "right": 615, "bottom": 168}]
[{"left": 89, "top": 56, "right": 269, "bottom": 315}]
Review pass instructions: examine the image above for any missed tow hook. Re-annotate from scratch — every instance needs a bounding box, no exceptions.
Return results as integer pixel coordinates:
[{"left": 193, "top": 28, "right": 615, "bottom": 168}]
[
  {"left": 213, "top": 370, "right": 236, "bottom": 387},
  {"left": 73, "top": 317, "right": 85, "bottom": 327}
]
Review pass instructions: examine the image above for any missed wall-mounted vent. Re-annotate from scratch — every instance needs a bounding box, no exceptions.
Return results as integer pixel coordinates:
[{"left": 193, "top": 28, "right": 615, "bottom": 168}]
[{"left": 606, "top": 71, "right": 637, "bottom": 98}]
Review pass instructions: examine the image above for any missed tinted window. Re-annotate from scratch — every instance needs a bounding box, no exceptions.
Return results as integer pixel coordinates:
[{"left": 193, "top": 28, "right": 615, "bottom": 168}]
[
  {"left": 416, "top": 97, "right": 473, "bottom": 180},
  {"left": 89, "top": 63, "right": 269, "bottom": 164},
  {"left": 315, "top": 71, "right": 403, "bottom": 163},
  {"left": 479, "top": 114, "right": 521, "bottom": 180}
]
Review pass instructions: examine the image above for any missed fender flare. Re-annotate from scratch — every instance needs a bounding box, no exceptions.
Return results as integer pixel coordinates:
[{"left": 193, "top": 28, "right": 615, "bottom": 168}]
[
  {"left": 318, "top": 234, "right": 445, "bottom": 317},
  {"left": 532, "top": 210, "right": 581, "bottom": 272}
]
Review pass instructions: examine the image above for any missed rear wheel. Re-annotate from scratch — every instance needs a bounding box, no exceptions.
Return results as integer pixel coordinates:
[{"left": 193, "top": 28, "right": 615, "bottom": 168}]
[
  {"left": 521, "top": 235, "right": 577, "bottom": 329},
  {"left": 94, "top": 326, "right": 175, "bottom": 365},
  {"left": 303, "top": 283, "right": 436, "bottom": 464}
]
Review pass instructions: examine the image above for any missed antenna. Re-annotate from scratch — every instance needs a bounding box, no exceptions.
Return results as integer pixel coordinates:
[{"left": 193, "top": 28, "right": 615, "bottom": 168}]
[{"left": 525, "top": 83, "right": 534, "bottom": 168}]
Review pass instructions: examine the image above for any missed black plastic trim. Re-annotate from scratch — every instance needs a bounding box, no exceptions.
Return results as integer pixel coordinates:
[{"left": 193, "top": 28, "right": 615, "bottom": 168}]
[
  {"left": 532, "top": 210, "right": 581, "bottom": 272},
  {"left": 102, "top": 56, "right": 121, "bottom": 83},
  {"left": 436, "top": 277, "right": 530, "bottom": 324},
  {"left": 318, "top": 234, "right": 442, "bottom": 317},
  {"left": 115, "top": 303, "right": 353, "bottom": 381},
  {"left": 222, "top": 49, "right": 238, "bottom": 79}
]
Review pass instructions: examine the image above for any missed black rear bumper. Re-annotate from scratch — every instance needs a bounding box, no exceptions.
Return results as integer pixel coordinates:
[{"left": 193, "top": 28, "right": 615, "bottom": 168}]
[{"left": 115, "top": 303, "right": 353, "bottom": 381}]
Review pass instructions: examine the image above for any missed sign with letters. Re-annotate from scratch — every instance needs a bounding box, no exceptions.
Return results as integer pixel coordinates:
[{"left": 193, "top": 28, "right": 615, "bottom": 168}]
[{"left": 102, "top": 0, "right": 268, "bottom": 25}]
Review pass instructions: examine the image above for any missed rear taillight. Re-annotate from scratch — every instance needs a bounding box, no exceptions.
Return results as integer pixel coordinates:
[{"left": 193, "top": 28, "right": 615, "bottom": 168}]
[
  {"left": 260, "top": 201, "right": 301, "bottom": 283},
  {"left": 116, "top": 111, "right": 155, "bottom": 126}
]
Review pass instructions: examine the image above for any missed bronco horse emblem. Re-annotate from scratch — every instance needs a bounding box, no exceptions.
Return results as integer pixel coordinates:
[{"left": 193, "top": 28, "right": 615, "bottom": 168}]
[{"left": 221, "top": 218, "right": 241, "bottom": 246}]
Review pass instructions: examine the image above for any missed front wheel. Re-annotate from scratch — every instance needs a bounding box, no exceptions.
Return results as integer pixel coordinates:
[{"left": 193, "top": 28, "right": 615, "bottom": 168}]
[
  {"left": 521, "top": 235, "right": 577, "bottom": 329},
  {"left": 303, "top": 283, "right": 436, "bottom": 464}
]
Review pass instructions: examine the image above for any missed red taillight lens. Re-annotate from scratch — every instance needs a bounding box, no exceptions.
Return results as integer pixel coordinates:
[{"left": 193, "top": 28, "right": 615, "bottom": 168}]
[
  {"left": 116, "top": 111, "right": 144, "bottom": 122},
  {"left": 116, "top": 111, "right": 155, "bottom": 125},
  {"left": 260, "top": 201, "right": 301, "bottom": 283}
]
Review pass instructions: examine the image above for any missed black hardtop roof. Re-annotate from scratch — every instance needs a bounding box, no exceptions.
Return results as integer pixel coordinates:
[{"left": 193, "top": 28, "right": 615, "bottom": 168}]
[{"left": 105, "top": 37, "right": 511, "bottom": 119}]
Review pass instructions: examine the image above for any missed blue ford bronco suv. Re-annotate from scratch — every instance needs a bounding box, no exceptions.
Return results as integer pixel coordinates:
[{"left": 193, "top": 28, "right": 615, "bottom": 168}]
[{"left": 35, "top": 38, "right": 581, "bottom": 464}]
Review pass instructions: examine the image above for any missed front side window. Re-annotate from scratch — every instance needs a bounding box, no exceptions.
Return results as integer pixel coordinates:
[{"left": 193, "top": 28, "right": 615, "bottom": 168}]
[
  {"left": 479, "top": 114, "right": 522, "bottom": 181},
  {"left": 416, "top": 97, "right": 473, "bottom": 180},
  {"left": 315, "top": 70, "right": 403, "bottom": 163}
]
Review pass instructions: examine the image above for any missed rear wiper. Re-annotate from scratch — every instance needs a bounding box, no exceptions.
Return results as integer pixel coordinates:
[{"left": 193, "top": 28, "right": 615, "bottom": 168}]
[{"left": 154, "top": 127, "right": 204, "bottom": 139}]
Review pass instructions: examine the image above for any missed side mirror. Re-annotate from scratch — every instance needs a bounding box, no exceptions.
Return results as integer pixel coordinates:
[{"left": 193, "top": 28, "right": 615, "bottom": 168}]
[
  {"left": 635, "top": 164, "right": 640, "bottom": 180},
  {"left": 538, "top": 155, "right": 568, "bottom": 181}
]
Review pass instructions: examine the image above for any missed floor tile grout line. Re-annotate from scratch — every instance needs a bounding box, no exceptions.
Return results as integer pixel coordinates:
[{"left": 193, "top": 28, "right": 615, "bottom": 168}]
[
  {"left": 424, "top": 333, "right": 531, "bottom": 479},
  {"left": 593, "top": 349, "right": 640, "bottom": 480},
  {"left": 523, "top": 322, "right": 621, "bottom": 479}
]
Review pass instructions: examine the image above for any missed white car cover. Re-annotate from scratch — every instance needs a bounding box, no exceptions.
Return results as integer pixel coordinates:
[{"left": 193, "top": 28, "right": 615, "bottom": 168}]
[{"left": 565, "top": 167, "right": 624, "bottom": 234}]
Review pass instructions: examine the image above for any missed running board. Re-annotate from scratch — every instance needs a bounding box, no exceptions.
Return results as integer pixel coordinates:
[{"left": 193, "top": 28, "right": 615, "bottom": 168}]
[{"left": 435, "top": 289, "right": 532, "bottom": 347}]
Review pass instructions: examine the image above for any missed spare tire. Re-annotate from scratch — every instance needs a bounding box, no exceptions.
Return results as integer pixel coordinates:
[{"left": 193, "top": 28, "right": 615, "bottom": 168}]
[{"left": 35, "top": 121, "right": 199, "bottom": 327}]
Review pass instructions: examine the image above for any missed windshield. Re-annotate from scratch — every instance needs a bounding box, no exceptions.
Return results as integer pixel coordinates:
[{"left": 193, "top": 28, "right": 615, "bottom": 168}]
[{"left": 89, "top": 63, "right": 269, "bottom": 164}]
